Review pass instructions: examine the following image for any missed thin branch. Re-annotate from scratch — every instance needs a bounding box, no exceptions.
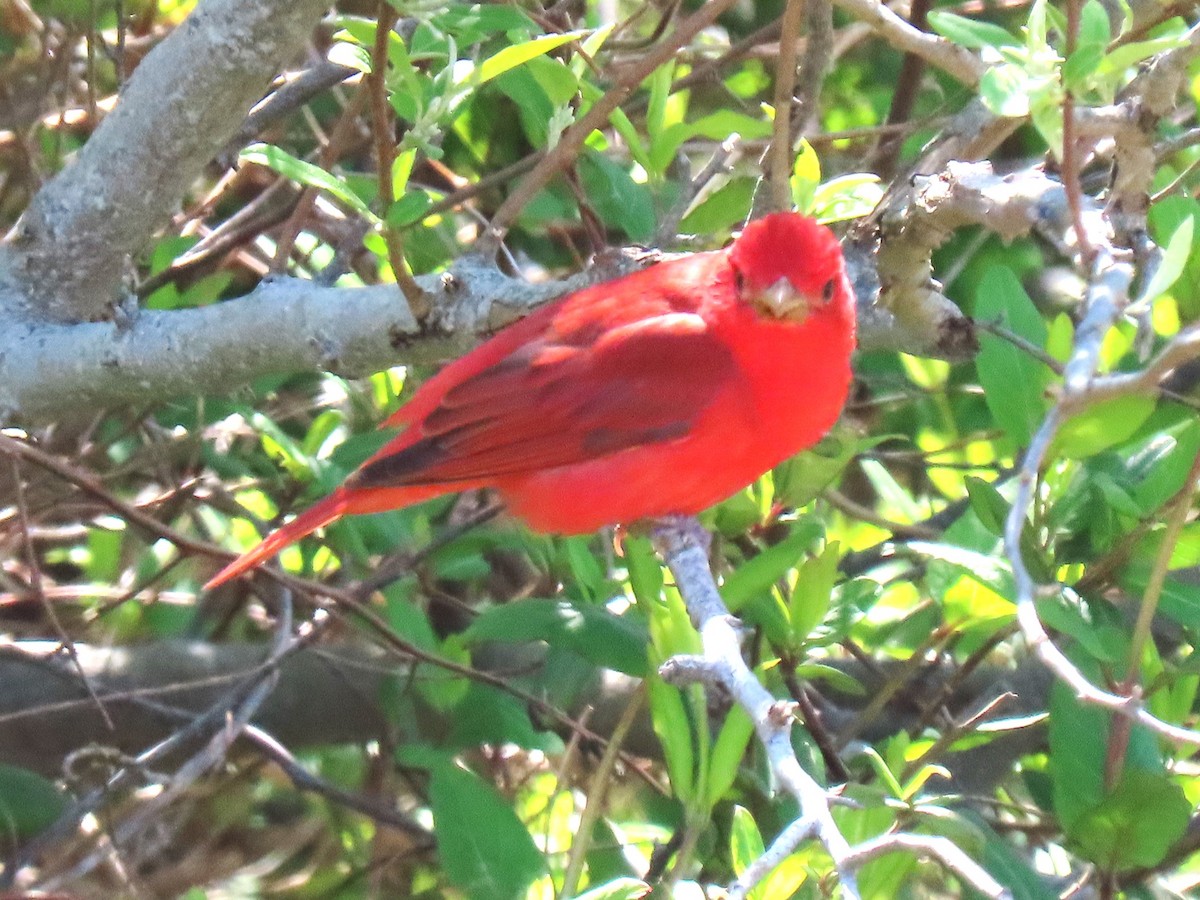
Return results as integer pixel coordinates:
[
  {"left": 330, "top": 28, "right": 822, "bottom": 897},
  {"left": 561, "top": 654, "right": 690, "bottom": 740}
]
[
  {"left": 766, "top": 0, "right": 805, "bottom": 214},
  {"left": 8, "top": 457, "right": 115, "bottom": 731},
  {"left": 840, "top": 833, "right": 1008, "bottom": 898},
  {"left": 869, "top": 0, "right": 932, "bottom": 179},
  {"left": 652, "top": 517, "right": 859, "bottom": 897},
  {"left": 831, "top": 0, "right": 984, "bottom": 86},
  {"left": 216, "top": 60, "right": 361, "bottom": 168},
  {"left": 1006, "top": 250, "right": 1200, "bottom": 748},
  {"left": 1061, "top": 0, "right": 1095, "bottom": 268},
  {"left": 795, "top": 0, "right": 833, "bottom": 136},
  {"left": 368, "top": 1, "right": 429, "bottom": 319},
  {"left": 653, "top": 518, "right": 1012, "bottom": 899}
]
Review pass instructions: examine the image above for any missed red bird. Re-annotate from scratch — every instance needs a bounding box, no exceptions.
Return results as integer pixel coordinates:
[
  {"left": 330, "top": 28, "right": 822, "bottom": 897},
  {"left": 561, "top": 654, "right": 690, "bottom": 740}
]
[{"left": 205, "top": 213, "right": 856, "bottom": 588}]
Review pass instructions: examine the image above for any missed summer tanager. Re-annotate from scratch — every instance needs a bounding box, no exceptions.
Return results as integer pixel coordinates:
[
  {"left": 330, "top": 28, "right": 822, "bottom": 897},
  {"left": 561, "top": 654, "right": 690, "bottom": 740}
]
[{"left": 205, "top": 212, "right": 856, "bottom": 588}]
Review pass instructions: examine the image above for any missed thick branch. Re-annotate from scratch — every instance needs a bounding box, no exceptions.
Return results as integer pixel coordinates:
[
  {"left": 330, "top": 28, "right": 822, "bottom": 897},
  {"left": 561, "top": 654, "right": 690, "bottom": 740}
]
[
  {"left": 1, "top": 0, "right": 330, "bottom": 323},
  {"left": 2, "top": 250, "right": 923, "bottom": 425},
  {"left": 0, "top": 640, "right": 392, "bottom": 775},
  {"left": 831, "top": 0, "right": 984, "bottom": 86},
  {"left": 0, "top": 260, "right": 583, "bottom": 424}
]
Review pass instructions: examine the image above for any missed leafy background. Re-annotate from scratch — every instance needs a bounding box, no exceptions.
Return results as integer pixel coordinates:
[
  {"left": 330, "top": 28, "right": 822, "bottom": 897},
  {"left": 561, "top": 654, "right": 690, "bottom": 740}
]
[{"left": 1, "top": 0, "right": 1199, "bottom": 897}]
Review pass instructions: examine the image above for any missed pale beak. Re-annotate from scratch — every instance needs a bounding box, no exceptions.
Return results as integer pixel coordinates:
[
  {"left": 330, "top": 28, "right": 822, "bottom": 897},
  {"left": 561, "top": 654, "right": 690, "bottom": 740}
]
[{"left": 758, "top": 277, "right": 805, "bottom": 321}]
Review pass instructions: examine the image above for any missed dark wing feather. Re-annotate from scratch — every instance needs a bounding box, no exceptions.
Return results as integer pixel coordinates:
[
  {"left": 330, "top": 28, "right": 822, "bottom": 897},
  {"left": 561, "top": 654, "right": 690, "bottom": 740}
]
[{"left": 353, "top": 314, "right": 736, "bottom": 488}]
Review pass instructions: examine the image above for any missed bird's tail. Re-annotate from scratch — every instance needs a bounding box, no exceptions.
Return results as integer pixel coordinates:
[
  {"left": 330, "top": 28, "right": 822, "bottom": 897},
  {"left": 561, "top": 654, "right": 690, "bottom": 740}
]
[{"left": 204, "top": 489, "right": 352, "bottom": 589}]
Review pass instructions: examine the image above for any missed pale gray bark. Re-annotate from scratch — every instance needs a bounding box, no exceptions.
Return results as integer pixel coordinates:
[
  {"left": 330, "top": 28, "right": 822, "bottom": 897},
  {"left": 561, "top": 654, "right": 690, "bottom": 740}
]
[{"left": 0, "top": 0, "right": 332, "bottom": 323}]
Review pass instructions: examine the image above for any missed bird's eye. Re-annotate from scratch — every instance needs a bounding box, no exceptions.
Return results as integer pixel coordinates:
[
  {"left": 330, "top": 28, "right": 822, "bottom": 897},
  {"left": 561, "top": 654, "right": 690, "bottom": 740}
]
[
  {"left": 821, "top": 279, "right": 836, "bottom": 304},
  {"left": 733, "top": 269, "right": 746, "bottom": 295}
]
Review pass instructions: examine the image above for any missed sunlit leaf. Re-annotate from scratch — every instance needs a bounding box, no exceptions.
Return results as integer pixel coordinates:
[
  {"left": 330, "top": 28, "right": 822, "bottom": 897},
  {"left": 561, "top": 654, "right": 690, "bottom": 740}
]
[
  {"left": 975, "top": 267, "right": 1051, "bottom": 446},
  {"left": 927, "top": 11, "right": 1018, "bottom": 49},
  {"left": 427, "top": 759, "right": 546, "bottom": 899},
  {"left": 240, "top": 143, "right": 379, "bottom": 224}
]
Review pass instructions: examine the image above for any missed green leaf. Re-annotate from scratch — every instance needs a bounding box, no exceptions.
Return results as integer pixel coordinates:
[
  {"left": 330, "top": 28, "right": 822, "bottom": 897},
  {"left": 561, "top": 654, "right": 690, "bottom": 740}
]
[
  {"left": 577, "top": 150, "right": 655, "bottom": 242},
  {"left": 975, "top": 266, "right": 1051, "bottom": 446},
  {"left": 649, "top": 111, "right": 772, "bottom": 176},
  {"left": 788, "top": 540, "right": 840, "bottom": 642},
  {"left": 964, "top": 476, "right": 1009, "bottom": 536},
  {"left": 957, "top": 810, "right": 1060, "bottom": 900},
  {"left": 391, "top": 147, "right": 417, "bottom": 196},
  {"left": 386, "top": 190, "right": 433, "bottom": 228},
  {"left": 1078, "top": 0, "right": 1112, "bottom": 48},
  {"left": 772, "top": 426, "right": 859, "bottom": 508},
  {"left": 645, "top": 60, "right": 675, "bottom": 142},
  {"left": 705, "top": 705, "right": 754, "bottom": 809},
  {"left": 1026, "top": 0, "right": 1049, "bottom": 50},
  {"left": 461, "top": 598, "right": 648, "bottom": 676},
  {"left": 648, "top": 676, "right": 695, "bottom": 802},
  {"left": 907, "top": 540, "right": 1015, "bottom": 600},
  {"left": 680, "top": 177, "right": 756, "bottom": 234},
  {"left": 859, "top": 457, "right": 923, "bottom": 521},
  {"left": 796, "top": 661, "right": 865, "bottom": 695},
  {"left": 428, "top": 760, "right": 546, "bottom": 899},
  {"left": 790, "top": 138, "right": 821, "bottom": 213},
  {"left": 1070, "top": 770, "right": 1190, "bottom": 871},
  {"left": 448, "top": 683, "right": 561, "bottom": 752},
  {"left": 755, "top": 856, "right": 808, "bottom": 900},
  {"left": 1053, "top": 394, "right": 1155, "bottom": 459},
  {"left": 1127, "top": 419, "right": 1200, "bottom": 513},
  {"left": 623, "top": 535, "right": 664, "bottom": 606},
  {"left": 433, "top": 3, "right": 534, "bottom": 39},
  {"left": 1138, "top": 214, "right": 1194, "bottom": 303},
  {"left": 1063, "top": 43, "right": 1106, "bottom": 89},
  {"left": 811, "top": 172, "right": 884, "bottom": 223},
  {"left": 1050, "top": 674, "right": 1162, "bottom": 833},
  {"left": 979, "top": 64, "right": 1034, "bottom": 117},
  {"left": 720, "top": 525, "right": 817, "bottom": 613},
  {"left": 240, "top": 143, "right": 378, "bottom": 224},
  {"left": 0, "top": 765, "right": 68, "bottom": 838},
  {"left": 1144, "top": 576, "right": 1200, "bottom": 631},
  {"left": 729, "top": 805, "right": 766, "bottom": 877},
  {"left": 460, "top": 29, "right": 586, "bottom": 86},
  {"left": 927, "top": 11, "right": 1019, "bottom": 49},
  {"left": 1099, "top": 34, "right": 1190, "bottom": 77}
]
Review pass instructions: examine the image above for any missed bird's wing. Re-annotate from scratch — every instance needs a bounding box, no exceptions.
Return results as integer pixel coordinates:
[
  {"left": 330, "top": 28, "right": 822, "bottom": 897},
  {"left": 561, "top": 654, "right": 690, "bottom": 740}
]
[{"left": 351, "top": 312, "right": 737, "bottom": 488}]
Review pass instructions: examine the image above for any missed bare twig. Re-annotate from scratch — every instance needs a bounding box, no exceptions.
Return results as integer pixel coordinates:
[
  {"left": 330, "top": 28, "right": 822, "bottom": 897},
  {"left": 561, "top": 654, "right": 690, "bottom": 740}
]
[
  {"left": 766, "top": 0, "right": 805, "bottom": 214},
  {"left": 869, "top": 0, "right": 932, "bottom": 179},
  {"left": 216, "top": 60, "right": 360, "bottom": 167},
  {"left": 795, "top": 0, "right": 833, "bottom": 136},
  {"left": 841, "top": 833, "right": 1008, "bottom": 898},
  {"left": 831, "top": 0, "right": 984, "bottom": 86},
  {"left": 8, "top": 457, "right": 115, "bottom": 731},
  {"left": 1061, "top": 0, "right": 1095, "bottom": 267}
]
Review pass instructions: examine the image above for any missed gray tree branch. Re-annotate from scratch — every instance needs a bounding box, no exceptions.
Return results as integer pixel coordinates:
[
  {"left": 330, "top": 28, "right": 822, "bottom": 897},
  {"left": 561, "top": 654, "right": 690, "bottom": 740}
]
[
  {"left": 0, "top": 0, "right": 331, "bottom": 323},
  {"left": 0, "top": 247, "right": 958, "bottom": 424}
]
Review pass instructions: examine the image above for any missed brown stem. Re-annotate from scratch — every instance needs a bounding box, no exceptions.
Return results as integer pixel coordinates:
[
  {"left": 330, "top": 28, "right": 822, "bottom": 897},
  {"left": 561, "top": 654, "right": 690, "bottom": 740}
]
[
  {"left": 781, "top": 667, "right": 853, "bottom": 782},
  {"left": 369, "top": 1, "right": 430, "bottom": 320},
  {"left": 767, "top": 0, "right": 805, "bottom": 213},
  {"left": 1061, "top": 0, "right": 1094, "bottom": 267},
  {"left": 871, "top": 0, "right": 931, "bottom": 180}
]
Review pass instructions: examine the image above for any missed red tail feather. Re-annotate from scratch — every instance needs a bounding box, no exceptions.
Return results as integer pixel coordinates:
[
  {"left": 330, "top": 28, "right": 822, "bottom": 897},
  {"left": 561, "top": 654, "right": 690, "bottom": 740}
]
[{"left": 204, "top": 490, "right": 351, "bottom": 589}]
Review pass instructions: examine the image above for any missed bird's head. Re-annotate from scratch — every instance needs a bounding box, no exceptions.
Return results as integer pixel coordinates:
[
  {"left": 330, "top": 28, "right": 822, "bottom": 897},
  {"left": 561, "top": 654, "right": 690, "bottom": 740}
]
[{"left": 728, "top": 212, "right": 853, "bottom": 325}]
